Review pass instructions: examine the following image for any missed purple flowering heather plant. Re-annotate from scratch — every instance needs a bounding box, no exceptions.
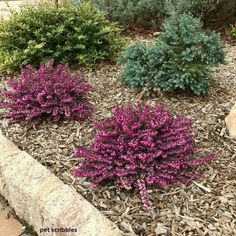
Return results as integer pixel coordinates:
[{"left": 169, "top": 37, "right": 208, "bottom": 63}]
[
  {"left": 75, "top": 104, "right": 213, "bottom": 209},
  {"left": 1, "top": 60, "right": 93, "bottom": 126}
]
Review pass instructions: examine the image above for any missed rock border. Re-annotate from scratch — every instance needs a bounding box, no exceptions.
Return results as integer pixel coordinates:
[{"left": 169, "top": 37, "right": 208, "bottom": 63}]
[
  {"left": 225, "top": 102, "right": 236, "bottom": 139},
  {"left": 0, "top": 132, "right": 122, "bottom": 236}
]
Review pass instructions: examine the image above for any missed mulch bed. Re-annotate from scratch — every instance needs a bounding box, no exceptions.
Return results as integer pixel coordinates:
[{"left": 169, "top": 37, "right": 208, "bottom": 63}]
[{"left": 0, "top": 37, "right": 236, "bottom": 235}]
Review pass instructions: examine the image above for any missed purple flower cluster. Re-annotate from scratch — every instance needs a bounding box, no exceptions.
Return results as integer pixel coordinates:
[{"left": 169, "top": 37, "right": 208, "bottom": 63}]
[
  {"left": 1, "top": 60, "right": 93, "bottom": 126},
  {"left": 75, "top": 104, "right": 213, "bottom": 208}
]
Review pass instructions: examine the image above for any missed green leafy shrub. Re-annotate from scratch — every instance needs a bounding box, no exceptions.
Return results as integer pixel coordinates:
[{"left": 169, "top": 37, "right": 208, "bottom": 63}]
[
  {"left": 0, "top": 1, "right": 123, "bottom": 73},
  {"left": 91, "top": 0, "right": 234, "bottom": 29},
  {"left": 91, "top": 0, "right": 166, "bottom": 29},
  {"left": 165, "top": 0, "right": 223, "bottom": 16},
  {"left": 120, "top": 14, "right": 225, "bottom": 95},
  {"left": 167, "top": 0, "right": 235, "bottom": 23},
  {"left": 232, "top": 26, "right": 236, "bottom": 39}
]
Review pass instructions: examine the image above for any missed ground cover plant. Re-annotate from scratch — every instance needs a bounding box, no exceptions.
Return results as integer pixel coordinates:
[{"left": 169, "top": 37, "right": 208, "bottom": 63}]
[
  {"left": 75, "top": 104, "right": 213, "bottom": 208},
  {"left": 0, "top": 60, "right": 93, "bottom": 126},
  {"left": 0, "top": 1, "right": 123, "bottom": 73},
  {"left": 120, "top": 13, "right": 225, "bottom": 95}
]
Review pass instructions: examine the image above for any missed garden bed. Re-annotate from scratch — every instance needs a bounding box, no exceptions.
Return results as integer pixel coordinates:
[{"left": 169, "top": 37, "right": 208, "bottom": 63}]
[{"left": 0, "top": 36, "right": 236, "bottom": 235}]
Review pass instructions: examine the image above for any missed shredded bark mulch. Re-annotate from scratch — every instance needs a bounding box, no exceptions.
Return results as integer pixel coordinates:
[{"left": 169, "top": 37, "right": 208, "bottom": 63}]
[{"left": 0, "top": 40, "right": 235, "bottom": 235}]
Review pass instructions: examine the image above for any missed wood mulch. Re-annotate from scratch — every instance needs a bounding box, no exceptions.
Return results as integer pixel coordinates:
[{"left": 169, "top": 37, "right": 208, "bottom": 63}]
[{"left": 0, "top": 36, "right": 235, "bottom": 235}]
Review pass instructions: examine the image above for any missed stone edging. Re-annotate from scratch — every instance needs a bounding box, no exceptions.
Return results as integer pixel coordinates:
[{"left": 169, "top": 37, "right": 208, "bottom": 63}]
[{"left": 0, "top": 132, "right": 122, "bottom": 236}]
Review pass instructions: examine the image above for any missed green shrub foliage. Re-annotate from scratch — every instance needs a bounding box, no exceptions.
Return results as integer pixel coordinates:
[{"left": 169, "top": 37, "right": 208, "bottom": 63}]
[
  {"left": 119, "top": 42, "right": 150, "bottom": 88},
  {"left": 232, "top": 26, "right": 236, "bottom": 40},
  {"left": 165, "top": 0, "right": 223, "bottom": 16},
  {"left": 0, "top": 1, "right": 123, "bottom": 72},
  {"left": 92, "top": 0, "right": 229, "bottom": 29},
  {"left": 120, "top": 14, "right": 225, "bottom": 95},
  {"left": 167, "top": 0, "right": 235, "bottom": 23},
  {"left": 92, "top": 0, "right": 166, "bottom": 29}
]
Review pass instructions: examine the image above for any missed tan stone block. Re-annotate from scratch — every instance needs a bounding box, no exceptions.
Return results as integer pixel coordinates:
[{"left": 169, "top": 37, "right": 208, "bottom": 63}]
[
  {"left": 0, "top": 151, "right": 64, "bottom": 232},
  {"left": 225, "top": 102, "right": 236, "bottom": 139},
  {"left": 0, "top": 139, "right": 122, "bottom": 236},
  {"left": 0, "top": 133, "right": 21, "bottom": 193},
  {"left": 38, "top": 185, "right": 122, "bottom": 236},
  {"left": 0, "top": 133, "right": 20, "bottom": 159}
]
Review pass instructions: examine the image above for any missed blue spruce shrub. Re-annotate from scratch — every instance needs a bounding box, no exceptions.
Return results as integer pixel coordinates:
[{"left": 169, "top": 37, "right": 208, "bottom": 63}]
[
  {"left": 120, "top": 14, "right": 225, "bottom": 95},
  {"left": 119, "top": 42, "right": 150, "bottom": 88}
]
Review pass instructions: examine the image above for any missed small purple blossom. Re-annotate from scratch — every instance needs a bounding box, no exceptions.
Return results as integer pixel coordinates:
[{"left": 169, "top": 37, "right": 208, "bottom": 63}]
[
  {"left": 1, "top": 60, "right": 93, "bottom": 127},
  {"left": 75, "top": 104, "right": 213, "bottom": 209}
]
